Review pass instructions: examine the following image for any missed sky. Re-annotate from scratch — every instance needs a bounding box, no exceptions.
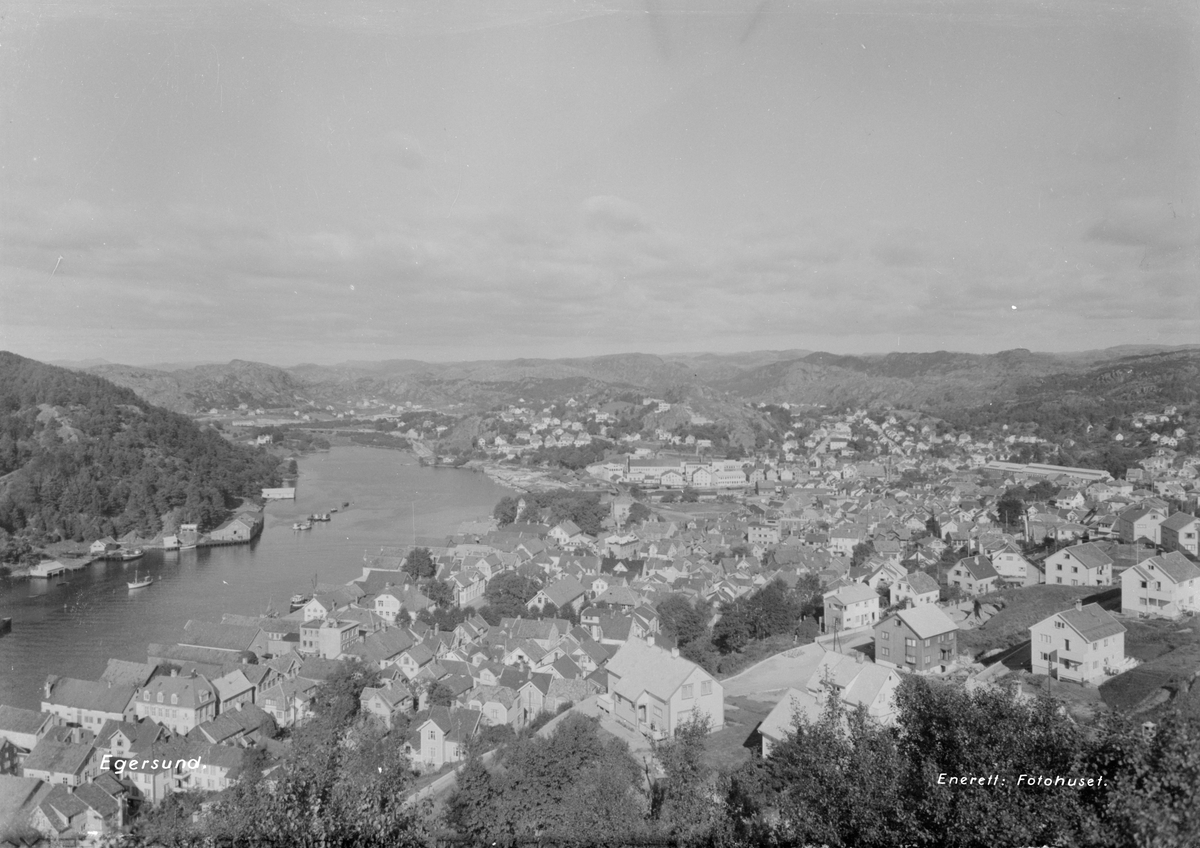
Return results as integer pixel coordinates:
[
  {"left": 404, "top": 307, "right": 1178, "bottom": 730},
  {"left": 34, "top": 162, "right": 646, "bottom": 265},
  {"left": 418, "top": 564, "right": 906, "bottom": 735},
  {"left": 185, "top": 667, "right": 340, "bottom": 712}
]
[{"left": 1, "top": 0, "right": 1197, "bottom": 366}]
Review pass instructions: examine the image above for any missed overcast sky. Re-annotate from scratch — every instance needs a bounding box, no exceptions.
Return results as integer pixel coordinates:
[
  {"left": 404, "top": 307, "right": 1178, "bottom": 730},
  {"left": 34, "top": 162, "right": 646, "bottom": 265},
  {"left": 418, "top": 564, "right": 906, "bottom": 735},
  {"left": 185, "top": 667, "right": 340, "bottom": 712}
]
[{"left": 1, "top": 0, "right": 1196, "bottom": 366}]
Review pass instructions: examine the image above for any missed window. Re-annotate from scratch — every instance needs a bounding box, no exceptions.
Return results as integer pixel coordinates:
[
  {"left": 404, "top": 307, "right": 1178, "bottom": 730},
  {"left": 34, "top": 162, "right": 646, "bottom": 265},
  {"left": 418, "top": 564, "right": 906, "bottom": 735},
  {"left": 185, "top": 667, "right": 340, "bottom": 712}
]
[
  {"left": 1140, "top": 580, "right": 1148, "bottom": 589},
  {"left": 881, "top": 631, "right": 890, "bottom": 641},
  {"left": 1056, "top": 563, "right": 1063, "bottom": 571},
  {"left": 681, "top": 684, "right": 694, "bottom": 699},
  {"left": 428, "top": 730, "right": 436, "bottom": 740},
  {"left": 880, "top": 646, "right": 890, "bottom": 657},
  {"left": 905, "top": 638, "right": 916, "bottom": 647},
  {"left": 1056, "top": 577, "right": 1063, "bottom": 584},
  {"left": 924, "top": 639, "right": 931, "bottom": 648},
  {"left": 1064, "top": 639, "right": 1071, "bottom": 651},
  {"left": 700, "top": 680, "right": 712, "bottom": 696},
  {"left": 1054, "top": 621, "right": 1065, "bottom": 629},
  {"left": 171, "top": 694, "right": 178, "bottom": 705},
  {"left": 1071, "top": 566, "right": 1078, "bottom": 574},
  {"left": 1040, "top": 634, "right": 1051, "bottom": 644}
]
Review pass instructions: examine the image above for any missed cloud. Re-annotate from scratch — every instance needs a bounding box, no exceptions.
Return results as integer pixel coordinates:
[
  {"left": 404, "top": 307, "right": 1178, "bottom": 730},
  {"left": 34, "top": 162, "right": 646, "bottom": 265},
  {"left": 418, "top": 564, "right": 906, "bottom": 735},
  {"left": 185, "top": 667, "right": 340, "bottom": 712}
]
[
  {"left": 1084, "top": 196, "right": 1198, "bottom": 251},
  {"left": 581, "top": 195, "right": 649, "bottom": 233}
]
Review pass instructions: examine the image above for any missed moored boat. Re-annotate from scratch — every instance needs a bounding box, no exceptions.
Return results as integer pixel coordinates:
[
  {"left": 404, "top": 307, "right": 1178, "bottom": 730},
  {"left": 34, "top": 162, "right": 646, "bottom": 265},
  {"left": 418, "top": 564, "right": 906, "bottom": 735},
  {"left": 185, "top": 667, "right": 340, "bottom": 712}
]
[
  {"left": 127, "top": 572, "right": 152, "bottom": 589},
  {"left": 289, "top": 594, "right": 310, "bottom": 611}
]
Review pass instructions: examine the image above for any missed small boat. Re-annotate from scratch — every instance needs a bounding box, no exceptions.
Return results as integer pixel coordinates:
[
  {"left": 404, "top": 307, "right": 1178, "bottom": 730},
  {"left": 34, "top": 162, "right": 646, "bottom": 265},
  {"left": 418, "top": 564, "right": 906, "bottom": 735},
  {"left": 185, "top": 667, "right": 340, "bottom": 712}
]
[
  {"left": 292, "top": 520, "right": 313, "bottom": 531},
  {"left": 127, "top": 572, "right": 152, "bottom": 589},
  {"left": 289, "top": 594, "right": 310, "bottom": 611},
  {"left": 118, "top": 548, "right": 145, "bottom": 561},
  {"left": 342, "top": 501, "right": 350, "bottom": 508},
  {"left": 311, "top": 513, "right": 331, "bottom": 522}
]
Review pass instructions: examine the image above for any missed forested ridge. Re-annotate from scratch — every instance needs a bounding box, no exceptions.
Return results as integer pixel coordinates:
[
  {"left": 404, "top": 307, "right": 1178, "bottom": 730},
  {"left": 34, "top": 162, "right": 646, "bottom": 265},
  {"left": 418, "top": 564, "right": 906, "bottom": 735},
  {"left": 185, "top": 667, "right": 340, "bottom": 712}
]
[{"left": 0, "top": 351, "right": 281, "bottom": 550}]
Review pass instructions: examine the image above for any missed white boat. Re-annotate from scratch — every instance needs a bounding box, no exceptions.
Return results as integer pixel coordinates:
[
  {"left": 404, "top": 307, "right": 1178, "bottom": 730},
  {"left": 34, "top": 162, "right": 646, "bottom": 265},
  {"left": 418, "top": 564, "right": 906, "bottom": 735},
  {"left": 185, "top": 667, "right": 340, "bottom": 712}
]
[
  {"left": 118, "top": 548, "right": 145, "bottom": 561},
  {"left": 292, "top": 520, "right": 313, "bottom": 531},
  {"left": 127, "top": 572, "right": 152, "bottom": 589}
]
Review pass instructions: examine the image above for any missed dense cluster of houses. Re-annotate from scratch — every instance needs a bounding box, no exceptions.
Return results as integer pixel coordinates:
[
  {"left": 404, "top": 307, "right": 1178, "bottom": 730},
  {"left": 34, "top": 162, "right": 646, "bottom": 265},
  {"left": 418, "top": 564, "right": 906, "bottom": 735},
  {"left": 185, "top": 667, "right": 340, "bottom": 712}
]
[{"left": 3, "top": 399, "right": 1198, "bottom": 844}]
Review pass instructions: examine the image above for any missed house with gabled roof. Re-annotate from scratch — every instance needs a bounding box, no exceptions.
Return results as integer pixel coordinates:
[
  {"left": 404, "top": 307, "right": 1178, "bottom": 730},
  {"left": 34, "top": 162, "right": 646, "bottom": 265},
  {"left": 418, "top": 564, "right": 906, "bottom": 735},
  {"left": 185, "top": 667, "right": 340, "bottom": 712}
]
[
  {"left": 21, "top": 731, "right": 100, "bottom": 787},
  {"left": 360, "top": 679, "right": 414, "bottom": 729},
  {"left": 888, "top": 570, "right": 940, "bottom": 608},
  {"left": 0, "top": 706, "right": 55, "bottom": 762},
  {"left": 1160, "top": 512, "right": 1199, "bottom": 557},
  {"left": 527, "top": 575, "right": 588, "bottom": 615},
  {"left": 133, "top": 671, "right": 218, "bottom": 735},
  {"left": 415, "top": 707, "right": 482, "bottom": 769},
  {"left": 1115, "top": 504, "right": 1168, "bottom": 545},
  {"left": 823, "top": 584, "right": 880, "bottom": 632},
  {"left": 948, "top": 554, "right": 999, "bottom": 596},
  {"left": 599, "top": 636, "right": 723, "bottom": 740},
  {"left": 874, "top": 605, "right": 958, "bottom": 673},
  {"left": 1045, "top": 543, "right": 1113, "bottom": 587},
  {"left": 42, "top": 676, "right": 136, "bottom": 730},
  {"left": 1030, "top": 601, "right": 1125, "bottom": 683},
  {"left": 1120, "top": 552, "right": 1200, "bottom": 619}
]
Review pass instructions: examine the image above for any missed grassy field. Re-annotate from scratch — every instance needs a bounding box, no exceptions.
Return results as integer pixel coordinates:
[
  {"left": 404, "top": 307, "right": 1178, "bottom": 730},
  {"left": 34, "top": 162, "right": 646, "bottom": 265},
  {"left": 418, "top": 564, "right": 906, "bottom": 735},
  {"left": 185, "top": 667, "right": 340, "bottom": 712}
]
[
  {"left": 702, "top": 694, "right": 774, "bottom": 774},
  {"left": 1099, "top": 616, "right": 1200, "bottom": 716},
  {"left": 957, "top": 585, "right": 1119, "bottom": 657}
]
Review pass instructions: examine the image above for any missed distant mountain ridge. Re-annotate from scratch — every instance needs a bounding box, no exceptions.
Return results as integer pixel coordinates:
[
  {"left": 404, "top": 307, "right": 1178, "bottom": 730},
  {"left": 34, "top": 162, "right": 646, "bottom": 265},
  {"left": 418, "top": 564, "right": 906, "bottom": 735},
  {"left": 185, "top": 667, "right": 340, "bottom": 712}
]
[{"left": 66, "top": 346, "right": 1200, "bottom": 423}]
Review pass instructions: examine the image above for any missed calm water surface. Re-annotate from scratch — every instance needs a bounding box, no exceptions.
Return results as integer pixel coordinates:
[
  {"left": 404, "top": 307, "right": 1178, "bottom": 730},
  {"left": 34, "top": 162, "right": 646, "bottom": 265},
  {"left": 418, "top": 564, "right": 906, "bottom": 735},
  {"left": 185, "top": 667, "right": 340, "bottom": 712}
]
[{"left": 0, "top": 447, "right": 508, "bottom": 710}]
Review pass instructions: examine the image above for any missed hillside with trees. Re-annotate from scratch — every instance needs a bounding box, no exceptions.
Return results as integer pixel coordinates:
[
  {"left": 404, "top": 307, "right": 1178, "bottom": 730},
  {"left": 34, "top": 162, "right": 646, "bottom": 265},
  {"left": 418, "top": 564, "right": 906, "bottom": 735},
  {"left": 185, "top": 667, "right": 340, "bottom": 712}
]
[{"left": 0, "top": 352, "right": 282, "bottom": 551}]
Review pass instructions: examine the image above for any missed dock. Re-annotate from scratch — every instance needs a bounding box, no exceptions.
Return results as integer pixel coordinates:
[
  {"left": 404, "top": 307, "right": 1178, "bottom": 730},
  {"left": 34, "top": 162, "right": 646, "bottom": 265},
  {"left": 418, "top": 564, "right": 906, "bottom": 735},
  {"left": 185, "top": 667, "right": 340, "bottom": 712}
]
[{"left": 28, "top": 559, "right": 93, "bottom": 579}]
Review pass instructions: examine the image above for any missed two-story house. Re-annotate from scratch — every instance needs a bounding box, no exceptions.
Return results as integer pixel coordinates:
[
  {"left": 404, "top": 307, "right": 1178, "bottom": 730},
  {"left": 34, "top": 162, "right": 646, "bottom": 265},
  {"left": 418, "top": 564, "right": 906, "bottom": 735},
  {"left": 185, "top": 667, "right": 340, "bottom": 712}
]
[
  {"left": 1160, "top": 512, "right": 1200, "bottom": 557},
  {"left": 823, "top": 584, "right": 880, "bottom": 633},
  {"left": 888, "top": 571, "right": 940, "bottom": 608},
  {"left": 414, "top": 707, "right": 482, "bottom": 769},
  {"left": 1030, "top": 601, "right": 1125, "bottom": 683},
  {"left": 1115, "top": 505, "right": 1168, "bottom": 545},
  {"left": 133, "top": 672, "right": 218, "bottom": 736},
  {"left": 948, "top": 555, "right": 1000, "bottom": 597},
  {"left": 1044, "top": 543, "right": 1113, "bottom": 587},
  {"left": 42, "top": 677, "right": 136, "bottom": 730},
  {"left": 599, "top": 636, "right": 724, "bottom": 740},
  {"left": 1120, "top": 552, "right": 1200, "bottom": 619},
  {"left": 874, "top": 606, "right": 959, "bottom": 673}
]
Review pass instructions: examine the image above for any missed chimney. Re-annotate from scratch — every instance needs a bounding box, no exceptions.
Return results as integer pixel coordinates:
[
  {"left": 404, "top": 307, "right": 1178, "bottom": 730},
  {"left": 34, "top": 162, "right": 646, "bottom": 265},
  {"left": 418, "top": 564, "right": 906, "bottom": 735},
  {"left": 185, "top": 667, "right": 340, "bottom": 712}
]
[
  {"left": 171, "top": 668, "right": 179, "bottom": 677},
  {"left": 646, "top": 634, "right": 655, "bottom": 647},
  {"left": 1075, "top": 599, "right": 1083, "bottom": 612}
]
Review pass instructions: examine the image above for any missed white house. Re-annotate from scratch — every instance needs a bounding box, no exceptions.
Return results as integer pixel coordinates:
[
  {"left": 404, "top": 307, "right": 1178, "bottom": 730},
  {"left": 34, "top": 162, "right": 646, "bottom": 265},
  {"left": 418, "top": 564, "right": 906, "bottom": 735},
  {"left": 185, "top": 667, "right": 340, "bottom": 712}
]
[
  {"left": 823, "top": 584, "right": 880, "bottom": 632},
  {"left": 1120, "top": 552, "right": 1200, "bottom": 619},
  {"left": 1029, "top": 601, "right": 1125, "bottom": 684},
  {"left": 599, "top": 637, "right": 724, "bottom": 740},
  {"left": 1044, "top": 543, "right": 1113, "bottom": 587}
]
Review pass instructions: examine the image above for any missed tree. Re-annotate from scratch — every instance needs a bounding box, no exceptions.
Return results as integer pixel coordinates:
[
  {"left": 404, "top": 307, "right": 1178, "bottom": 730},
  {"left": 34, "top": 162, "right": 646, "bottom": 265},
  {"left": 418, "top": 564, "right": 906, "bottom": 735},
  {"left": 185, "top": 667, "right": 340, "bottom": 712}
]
[
  {"left": 423, "top": 579, "right": 455, "bottom": 608},
  {"left": 851, "top": 541, "right": 875, "bottom": 568},
  {"left": 484, "top": 571, "right": 541, "bottom": 619},
  {"left": 925, "top": 515, "right": 941, "bottom": 539},
  {"left": 681, "top": 487, "right": 700, "bottom": 503},
  {"left": 493, "top": 496, "right": 519, "bottom": 525},
  {"left": 426, "top": 681, "right": 454, "bottom": 708},
  {"left": 404, "top": 546, "right": 436, "bottom": 580},
  {"left": 627, "top": 502, "right": 652, "bottom": 525},
  {"left": 657, "top": 595, "right": 709, "bottom": 647},
  {"left": 652, "top": 713, "right": 718, "bottom": 839},
  {"left": 997, "top": 490, "right": 1026, "bottom": 528}
]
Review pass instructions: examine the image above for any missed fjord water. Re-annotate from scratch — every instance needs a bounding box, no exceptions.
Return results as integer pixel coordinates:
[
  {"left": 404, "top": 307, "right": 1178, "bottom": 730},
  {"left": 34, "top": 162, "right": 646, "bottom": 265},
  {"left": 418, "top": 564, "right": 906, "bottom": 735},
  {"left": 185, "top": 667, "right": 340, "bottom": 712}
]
[{"left": 0, "top": 447, "right": 508, "bottom": 710}]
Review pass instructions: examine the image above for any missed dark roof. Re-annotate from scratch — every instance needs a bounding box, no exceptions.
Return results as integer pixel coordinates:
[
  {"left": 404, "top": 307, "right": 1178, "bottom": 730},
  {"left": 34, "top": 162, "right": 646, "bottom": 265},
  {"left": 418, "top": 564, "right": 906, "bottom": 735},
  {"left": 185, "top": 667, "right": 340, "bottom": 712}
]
[{"left": 1057, "top": 603, "right": 1126, "bottom": 642}]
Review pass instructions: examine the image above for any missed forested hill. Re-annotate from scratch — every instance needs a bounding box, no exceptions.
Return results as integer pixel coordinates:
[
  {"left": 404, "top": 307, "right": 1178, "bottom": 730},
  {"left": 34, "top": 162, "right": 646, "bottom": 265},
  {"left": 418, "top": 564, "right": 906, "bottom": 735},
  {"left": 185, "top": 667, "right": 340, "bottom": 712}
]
[{"left": 0, "top": 352, "right": 282, "bottom": 547}]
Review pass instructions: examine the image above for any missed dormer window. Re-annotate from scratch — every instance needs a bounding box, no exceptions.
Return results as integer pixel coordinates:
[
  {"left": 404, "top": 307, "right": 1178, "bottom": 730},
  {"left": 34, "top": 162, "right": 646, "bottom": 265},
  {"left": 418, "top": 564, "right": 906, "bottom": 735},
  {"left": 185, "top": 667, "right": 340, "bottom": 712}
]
[
  {"left": 143, "top": 692, "right": 150, "bottom": 702},
  {"left": 171, "top": 694, "right": 179, "bottom": 705},
  {"left": 156, "top": 692, "right": 163, "bottom": 703}
]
